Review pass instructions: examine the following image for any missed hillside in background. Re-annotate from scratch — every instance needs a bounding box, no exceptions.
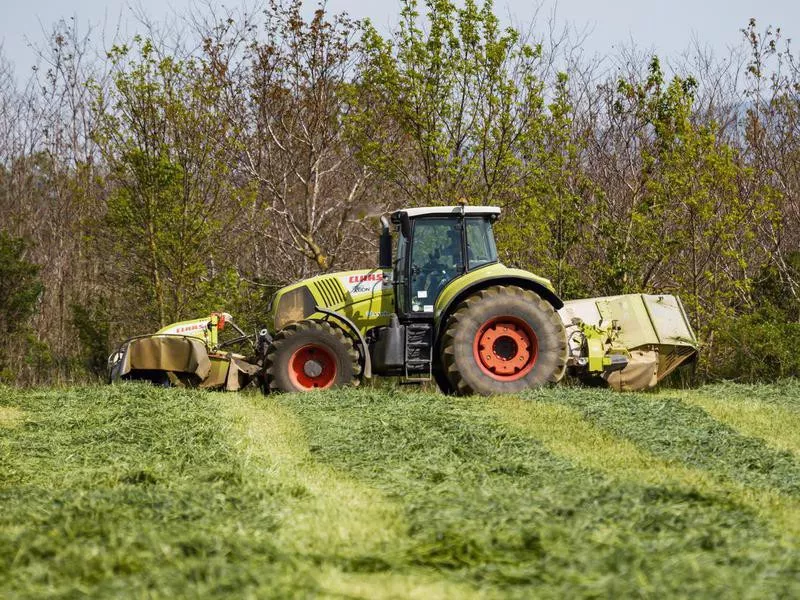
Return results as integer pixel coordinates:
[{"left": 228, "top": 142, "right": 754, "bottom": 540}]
[{"left": 1, "top": 382, "right": 799, "bottom": 597}]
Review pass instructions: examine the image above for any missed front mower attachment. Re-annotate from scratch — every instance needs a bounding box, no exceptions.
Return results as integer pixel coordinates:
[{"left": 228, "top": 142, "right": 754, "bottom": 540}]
[{"left": 559, "top": 294, "right": 698, "bottom": 391}]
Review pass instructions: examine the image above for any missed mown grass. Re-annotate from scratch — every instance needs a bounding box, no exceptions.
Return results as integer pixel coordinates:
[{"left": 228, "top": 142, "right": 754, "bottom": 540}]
[
  {"left": 666, "top": 381, "right": 800, "bottom": 457},
  {"left": 1, "top": 382, "right": 799, "bottom": 598},
  {"left": 524, "top": 385, "right": 800, "bottom": 496},
  {"left": 286, "top": 389, "right": 800, "bottom": 598},
  {"left": 492, "top": 395, "right": 800, "bottom": 546},
  {"left": 0, "top": 385, "right": 300, "bottom": 598}
]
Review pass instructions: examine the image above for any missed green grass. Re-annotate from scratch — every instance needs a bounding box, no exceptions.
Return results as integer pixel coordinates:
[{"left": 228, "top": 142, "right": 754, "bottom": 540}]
[{"left": 1, "top": 382, "right": 799, "bottom": 598}]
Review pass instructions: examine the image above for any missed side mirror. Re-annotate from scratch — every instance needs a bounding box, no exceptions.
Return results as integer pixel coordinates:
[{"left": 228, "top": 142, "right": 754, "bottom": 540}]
[
  {"left": 399, "top": 212, "right": 411, "bottom": 239},
  {"left": 378, "top": 216, "right": 392, "bottom": 268}
]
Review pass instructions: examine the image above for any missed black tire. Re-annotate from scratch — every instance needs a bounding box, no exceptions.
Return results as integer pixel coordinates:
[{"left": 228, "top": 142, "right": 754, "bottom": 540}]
[
  {"left": 263, "top": 320, "right": 361, "bottom": 393},
  {"left": 432, "top": 363, "right": 454, "bottom": 395},
  {"left": 440, "top": 285, "right": 567, "bottom": 396}
]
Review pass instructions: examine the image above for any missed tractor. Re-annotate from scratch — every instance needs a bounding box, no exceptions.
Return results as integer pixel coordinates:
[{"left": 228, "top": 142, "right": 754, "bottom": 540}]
[
  {"left": 260, "top": 205, "right": 697, "bottom": 394},
  {"left": 109, "top": 205, "right": 697, "bottom": 394}
]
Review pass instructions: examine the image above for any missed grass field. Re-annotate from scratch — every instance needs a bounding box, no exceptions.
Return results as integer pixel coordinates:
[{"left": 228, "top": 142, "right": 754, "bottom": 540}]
[{"left": 1, "top": 381, "right": 799, "bottom": 598}]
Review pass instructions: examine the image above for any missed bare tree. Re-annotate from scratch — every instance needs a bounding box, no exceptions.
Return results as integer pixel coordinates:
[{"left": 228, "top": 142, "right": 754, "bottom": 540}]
[{"left": 233, "top": 1, "right": 382, "bottom": 281}]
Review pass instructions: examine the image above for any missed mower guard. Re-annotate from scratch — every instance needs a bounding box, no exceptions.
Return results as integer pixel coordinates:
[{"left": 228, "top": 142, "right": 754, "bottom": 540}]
[{"left": 559, "top": 294, "right": 698, "bottom": 391}]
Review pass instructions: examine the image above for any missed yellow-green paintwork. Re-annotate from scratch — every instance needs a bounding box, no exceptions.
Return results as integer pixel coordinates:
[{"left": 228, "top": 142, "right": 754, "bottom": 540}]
[
  {"left": 268, "top": 263, "right": 556, "bottom": 337},
  {"left": 332, "top": 285, "right": 394, "bottom": 332},
  {"left": 156, "top": 315, "right": 220, "bottom": 347},
  {"left": 269, "top": 269, "right": 395, "bottom": 335}
]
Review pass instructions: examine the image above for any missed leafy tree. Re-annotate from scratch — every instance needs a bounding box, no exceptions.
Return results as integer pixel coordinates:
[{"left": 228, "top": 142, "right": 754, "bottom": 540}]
[
  {"left": 353, "top": 0, "right": 548, "bottom": 206},
  {"left": 592, "top": 58, "right": 773, "bottom": 339},
  {"left": 741, "top": 19, "right": 800, "bottom": 320},
  {"left": 752, "top": 251, "right": 800, "bottom": 322},
  {"left": 230, "top": 1, "right": 378, "bottom": 279},
  {"left": 0, "top": 233, "right": 43, "bottom": 382},
  {"left": 0, "top": 233, "right": 43, "bottom": 334},
  {"left": 496, "top": 72, "right": 596, "bottom": 298},
  {"left": 712, "top": 305, "right": 800, "bottom": 381},
  {"left": 70, "top": 300, "right": 111, "bottom": 379},
  {"left": 93, "top": 38, "right": 250, "bottom": 328}
]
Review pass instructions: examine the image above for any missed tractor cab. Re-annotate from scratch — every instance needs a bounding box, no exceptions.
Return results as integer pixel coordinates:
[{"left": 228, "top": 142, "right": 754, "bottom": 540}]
[
  {"left": 380, "top": 206, "right": 501, "bottom": 318},
  {"left": 371, "top": 205, "right": 523, "bottom": 383}
]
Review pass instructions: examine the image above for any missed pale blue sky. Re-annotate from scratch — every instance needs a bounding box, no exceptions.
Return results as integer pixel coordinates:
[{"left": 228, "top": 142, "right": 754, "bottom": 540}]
[{"left": 1, "top": 0, "right": 798, "bottom": 75}]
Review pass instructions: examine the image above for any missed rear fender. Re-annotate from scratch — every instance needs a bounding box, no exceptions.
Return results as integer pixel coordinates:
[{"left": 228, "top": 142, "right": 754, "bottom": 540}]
[
  {"left": 434, "top": 275, "right": 563, "bottom": 338},
  {"left": 313, "top": 306, "right": 373, "bottom": 379}
]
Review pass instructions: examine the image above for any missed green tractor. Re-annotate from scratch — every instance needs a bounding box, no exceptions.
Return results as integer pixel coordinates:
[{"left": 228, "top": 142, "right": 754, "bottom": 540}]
[
  {"left": 260, "top": 205, "right": 697, "bottom": 394},
  {"left": 109, "top": 205, "right": 697, "bottom": 394}
]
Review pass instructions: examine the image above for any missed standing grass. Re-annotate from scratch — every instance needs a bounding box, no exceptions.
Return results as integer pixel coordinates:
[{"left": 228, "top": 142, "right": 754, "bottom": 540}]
[{"left": 1, "top": 382, "right": 799, "bottom": 598}]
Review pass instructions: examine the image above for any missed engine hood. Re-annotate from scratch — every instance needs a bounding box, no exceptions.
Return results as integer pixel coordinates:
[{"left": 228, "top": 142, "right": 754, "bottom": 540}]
[{"left": 268, "top": 269, "right": 394, "bottom": 333}]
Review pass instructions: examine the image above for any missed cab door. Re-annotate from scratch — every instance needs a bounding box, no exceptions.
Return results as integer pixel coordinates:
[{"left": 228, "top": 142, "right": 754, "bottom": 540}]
[{"left": 407, "top": 217, "right": 465, "bottom": 314}]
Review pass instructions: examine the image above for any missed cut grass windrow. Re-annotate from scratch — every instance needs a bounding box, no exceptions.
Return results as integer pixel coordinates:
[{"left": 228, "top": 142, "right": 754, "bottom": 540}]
[
  {"left": 665, "top": 382, "right": 800, "bottom": 458},
  {"left": 222, "top": 395, "right": 483, "bottom": 599},
  {"left": 681, "top": 394, "right": 800, "bottom": 458},
  {"left": 490, "top": 397, "right": 800, "bottom": 543},
  {"left": 222, "top": 395, "right": 404, "bottom": 557},
  {"left": 520, "top": 386, "right": 800, "bottom": 498}
]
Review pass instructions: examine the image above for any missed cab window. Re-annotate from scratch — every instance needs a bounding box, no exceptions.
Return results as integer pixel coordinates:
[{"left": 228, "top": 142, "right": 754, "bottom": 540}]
[
  {"left": 394, "top": 228, "right": 409, "bottom": 314},
  {"left": 466, "top": 217, "right": 498, "bottom": 269}
]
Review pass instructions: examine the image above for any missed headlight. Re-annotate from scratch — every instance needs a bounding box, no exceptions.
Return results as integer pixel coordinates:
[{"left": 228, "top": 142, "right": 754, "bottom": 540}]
[{"left": 273, "top": 286, "right": 316, "bottom": 330}]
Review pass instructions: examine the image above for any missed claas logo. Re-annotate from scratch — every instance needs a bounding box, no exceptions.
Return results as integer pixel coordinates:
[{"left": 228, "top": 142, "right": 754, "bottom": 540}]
[{"left": 347, "top": 273, "right": 385, "bottom": 283}]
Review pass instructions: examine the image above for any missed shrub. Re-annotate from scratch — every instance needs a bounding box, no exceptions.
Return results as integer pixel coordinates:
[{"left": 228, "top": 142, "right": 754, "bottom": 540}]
[
  {"left": 0, "top": 233, "right": 42, "bottom": 334},
  {"left": 710, "top": 306, "right": 800, "bottom": 382},
  {"left": 0, "top": 234, "right": 43, "bottom": 383}
]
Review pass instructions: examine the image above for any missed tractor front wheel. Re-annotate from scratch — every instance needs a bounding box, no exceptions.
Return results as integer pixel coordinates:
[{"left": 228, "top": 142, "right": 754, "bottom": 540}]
[
  {"left": 263, "top": 320, "right": 360, "bottom": 393},
  {"left": 440, "top": 286, "right": 567, "bottom": 395}
]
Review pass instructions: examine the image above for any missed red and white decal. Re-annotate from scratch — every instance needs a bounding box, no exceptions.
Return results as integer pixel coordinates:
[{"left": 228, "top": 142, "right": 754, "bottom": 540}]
[
  {"left": 340, "top": 271, "right": 391, "bottom": 295},
  {"left": 159, "top": 321, "right": 209, "bottom": 336}
]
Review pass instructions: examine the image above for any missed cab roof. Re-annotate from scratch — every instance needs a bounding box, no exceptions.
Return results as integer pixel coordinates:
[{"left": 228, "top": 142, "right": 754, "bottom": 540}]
[{"left": 390, "top": 205, "right": 501, "bottom": 221}]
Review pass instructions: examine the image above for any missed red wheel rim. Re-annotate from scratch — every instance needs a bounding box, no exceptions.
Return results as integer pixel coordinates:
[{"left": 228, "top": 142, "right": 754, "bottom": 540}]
[
  {"left": 288, "top": 344, "right": 337, "bottom": 390},
  {"left": 472, "top": 316, "right": 538, "bottom": 381}
]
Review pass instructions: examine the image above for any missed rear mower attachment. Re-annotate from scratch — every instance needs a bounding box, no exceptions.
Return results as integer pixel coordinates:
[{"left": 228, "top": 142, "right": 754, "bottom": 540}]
[{"left": 107, "top": 312, "right": 266, "bottom": 390}]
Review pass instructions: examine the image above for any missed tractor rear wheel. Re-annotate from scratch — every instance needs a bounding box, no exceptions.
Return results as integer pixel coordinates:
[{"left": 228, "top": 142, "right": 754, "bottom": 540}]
[
  {"left": 440, "top": 285, "right": 567, "bottom": 396},
  {"left": 263, "top": 320, "right": 361, "bottom": 393}
]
